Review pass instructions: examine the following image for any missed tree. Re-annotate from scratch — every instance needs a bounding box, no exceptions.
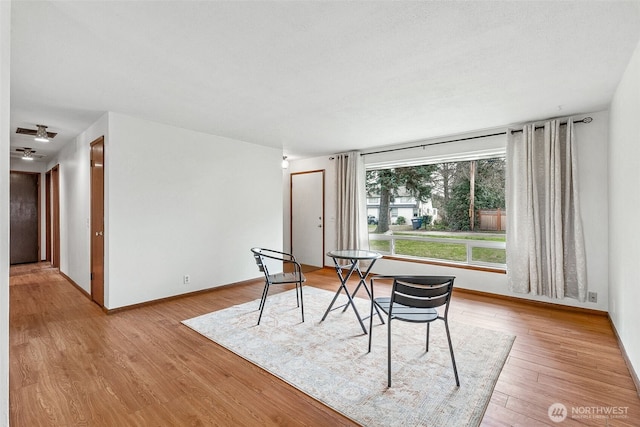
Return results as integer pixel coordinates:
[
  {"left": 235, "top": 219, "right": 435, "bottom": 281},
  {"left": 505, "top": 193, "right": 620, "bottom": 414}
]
[
  {"left": 475, "top": 158, "right": 506, "bottom": 210},
  {"left": 443, "top": 159, "right": 506, "bottom": 231},
  {"left": 366, "top": 165, "right": 437, "bottom": 233},
  {"left": 430, "top": 162, "right": 460, "bottom": 226},
  {"left": 445, "top": 179, "right": 473, "bottom": 230}
]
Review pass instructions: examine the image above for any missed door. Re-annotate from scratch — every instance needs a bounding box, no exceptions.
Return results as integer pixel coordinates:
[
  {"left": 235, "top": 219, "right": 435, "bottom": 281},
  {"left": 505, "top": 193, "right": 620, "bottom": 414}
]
[
  {"left": 47, "top": 165, "right": 60, "bottom": 268},
  {"left": 10, "top": 172, "right": 40, "bottom": 264},
  {"left": 291, "top": 170, "right": 324, "bottom": 269},
  {"left": 45, "top": 170, "right": 51, "bottom": 262},
  {"left": 90, "top": 136, "right": 105, "bottom": 307}
]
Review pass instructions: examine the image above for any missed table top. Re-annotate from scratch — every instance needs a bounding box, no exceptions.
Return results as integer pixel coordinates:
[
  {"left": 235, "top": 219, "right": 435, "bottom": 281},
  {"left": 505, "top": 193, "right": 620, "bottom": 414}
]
[{"left": 327, "top": 249, "right": 382, "bottom": 260}]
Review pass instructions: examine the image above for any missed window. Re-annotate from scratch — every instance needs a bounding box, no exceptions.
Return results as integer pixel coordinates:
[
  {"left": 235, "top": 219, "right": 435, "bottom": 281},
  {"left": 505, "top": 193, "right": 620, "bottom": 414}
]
[{"left": 366, "top": 157, "right": 506, "bottom": 269}]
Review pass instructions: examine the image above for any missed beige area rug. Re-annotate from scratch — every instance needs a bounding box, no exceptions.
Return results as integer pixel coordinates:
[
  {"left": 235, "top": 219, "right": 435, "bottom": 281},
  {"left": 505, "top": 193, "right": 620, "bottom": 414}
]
[{"left": 182, "top": 286, "right": 514, "bottom": 427}]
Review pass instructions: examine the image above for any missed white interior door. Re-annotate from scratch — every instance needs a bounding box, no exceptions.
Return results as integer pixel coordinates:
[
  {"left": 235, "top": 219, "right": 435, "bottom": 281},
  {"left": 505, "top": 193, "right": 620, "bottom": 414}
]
[{"left": 291, "top": 171, "right": 324, "bottom": 268}]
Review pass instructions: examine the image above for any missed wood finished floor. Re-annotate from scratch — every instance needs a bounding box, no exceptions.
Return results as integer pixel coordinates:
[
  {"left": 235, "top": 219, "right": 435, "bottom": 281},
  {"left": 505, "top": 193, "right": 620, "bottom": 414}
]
[{"left": 9, "top": 263, "right": 640, "bottom": 426}]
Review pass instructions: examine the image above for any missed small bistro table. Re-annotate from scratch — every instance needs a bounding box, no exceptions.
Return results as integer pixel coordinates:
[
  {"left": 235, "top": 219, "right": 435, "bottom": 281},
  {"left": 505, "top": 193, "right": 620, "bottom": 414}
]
[{"left": 321, "top": 249, "right": 384, "bottom": 334}]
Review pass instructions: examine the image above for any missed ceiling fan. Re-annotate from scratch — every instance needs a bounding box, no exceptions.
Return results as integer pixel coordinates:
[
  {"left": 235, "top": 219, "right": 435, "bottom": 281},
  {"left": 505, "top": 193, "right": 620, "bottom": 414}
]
[
  {"left": 11, "top": 147, "right": 45, "bottom": 160},
  {"left": 15, "top": 126, "right": 57, "bottom": 140}
]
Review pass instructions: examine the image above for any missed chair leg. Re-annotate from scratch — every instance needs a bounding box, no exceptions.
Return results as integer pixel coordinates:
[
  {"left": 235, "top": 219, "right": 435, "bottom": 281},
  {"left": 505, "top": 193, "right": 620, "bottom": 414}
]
[
  {"left": 257, "top": 283, "right": 270, "bottom": 325},
  {"left": 368, "top": 298, "right": 374, "bottom": 353},
  {"left": 387, "top": 317, "right": 392, "bottom": 387},
  {"left": 298, "top": 280, "right": 304, "bottom": 323},
  {"left": 426, "top": 322, "right": 430, "bottom": 352},
  {"left": 444, "top": 320, "right": 460, "bottom": 386},
  {"left": 258, "top": 282, "right": 269, "bottom": 311}
]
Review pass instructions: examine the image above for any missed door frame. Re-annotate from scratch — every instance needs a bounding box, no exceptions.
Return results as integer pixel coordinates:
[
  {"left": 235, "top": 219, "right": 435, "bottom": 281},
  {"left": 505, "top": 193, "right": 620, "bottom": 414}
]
[
  {"left": 290, "top": 169, "right": 325, "bottom": 269},
  {"left": 45, "top": 164, "right": 60, "bottom": 268},
  {"left": 46, "top": 165, "right": 61, "bottom": 268},
  {"left": 45, "top": 170, "right": 51, "bottom": 262},
  {"left": 90, "top": 136, "right": 105, "bottom": 307}
]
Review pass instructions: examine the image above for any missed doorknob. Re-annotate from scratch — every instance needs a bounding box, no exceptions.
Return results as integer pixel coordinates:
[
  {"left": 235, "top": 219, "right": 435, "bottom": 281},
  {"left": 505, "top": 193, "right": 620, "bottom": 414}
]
[{"left": 95, "top": 231, "right": 103, "bottom": 236}]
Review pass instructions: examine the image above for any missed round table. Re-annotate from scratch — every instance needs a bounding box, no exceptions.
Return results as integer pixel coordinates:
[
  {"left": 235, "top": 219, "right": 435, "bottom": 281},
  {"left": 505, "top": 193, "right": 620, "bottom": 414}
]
[{"left": 321, "top": 249, "right": 383, "bottom": 334}]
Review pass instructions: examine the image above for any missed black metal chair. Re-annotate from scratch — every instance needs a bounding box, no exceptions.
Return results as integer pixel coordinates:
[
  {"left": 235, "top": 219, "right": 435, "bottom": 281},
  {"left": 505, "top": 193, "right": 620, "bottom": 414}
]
[
  {"left": 368, "top": 275, "right": 459, "bottom": 387},
  {"left": 251, "top": 248, "right": 305, "bottom": 325}
]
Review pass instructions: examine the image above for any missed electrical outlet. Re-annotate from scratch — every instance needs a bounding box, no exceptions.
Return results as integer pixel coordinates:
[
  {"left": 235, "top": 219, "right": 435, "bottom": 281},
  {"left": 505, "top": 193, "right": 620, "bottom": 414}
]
[
  {"left": 183, "top": 274, "right": 190, "bottom": 285},
  {"left": 588, "top": 291, "right": 597, "bottom": 303}
]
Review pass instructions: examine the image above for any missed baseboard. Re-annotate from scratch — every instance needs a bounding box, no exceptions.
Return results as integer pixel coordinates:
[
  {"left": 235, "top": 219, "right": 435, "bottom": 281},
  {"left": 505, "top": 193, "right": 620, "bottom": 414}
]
[
  {"left": 452, "top": 287, "right": 608, "bottom": 316},
  {"left": 608, "top": 315, "right": 640, "bottom": 398},
  {"left": 59, "top": 271, "right": 91, "bottom": 300},
  {"left": 104, "top": 276, "right": 264, "bottom": 315}
]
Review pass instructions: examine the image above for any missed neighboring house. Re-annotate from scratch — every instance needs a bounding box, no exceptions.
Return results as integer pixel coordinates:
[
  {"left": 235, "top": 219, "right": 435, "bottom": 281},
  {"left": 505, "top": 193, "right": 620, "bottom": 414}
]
[{"left": 367, "top": 194, "right": 438, "bottom": 225}]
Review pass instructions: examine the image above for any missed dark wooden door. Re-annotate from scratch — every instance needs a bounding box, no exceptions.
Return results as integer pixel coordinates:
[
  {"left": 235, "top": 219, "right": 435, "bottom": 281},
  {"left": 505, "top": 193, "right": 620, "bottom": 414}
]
[
  {"left": 10, "top": 172, "right": 39, "bottom": 264},
  {"left": 91, "top": 137, "right": 105, "bottom": 307}
]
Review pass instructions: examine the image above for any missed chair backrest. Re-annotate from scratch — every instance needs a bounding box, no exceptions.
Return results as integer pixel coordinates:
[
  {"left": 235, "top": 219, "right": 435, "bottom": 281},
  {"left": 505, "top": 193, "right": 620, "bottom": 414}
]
[
  {"left": 251, "top": 248, "right": 270, "bottom": 278},
  {"left": 251, "top": 247, "right": 300, "bottom": 278},
  {"left": 390, "top": 276, "right": 455, "bottom": 312}
]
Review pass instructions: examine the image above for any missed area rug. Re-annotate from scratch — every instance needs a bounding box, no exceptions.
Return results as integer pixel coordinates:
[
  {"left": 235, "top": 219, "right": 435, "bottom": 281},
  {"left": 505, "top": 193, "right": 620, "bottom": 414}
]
[{"left": 182, "top": 286, "right": 514, "bottom": 427}]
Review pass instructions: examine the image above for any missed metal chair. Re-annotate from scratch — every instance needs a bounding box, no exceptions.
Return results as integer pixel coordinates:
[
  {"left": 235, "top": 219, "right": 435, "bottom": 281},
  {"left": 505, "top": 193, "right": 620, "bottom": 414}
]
[
  {"left": 251, "top": 248, "right": 305, "bottom": 325},
  {"left": 368, "top": 275, "right": 459, "bottom": 387}
]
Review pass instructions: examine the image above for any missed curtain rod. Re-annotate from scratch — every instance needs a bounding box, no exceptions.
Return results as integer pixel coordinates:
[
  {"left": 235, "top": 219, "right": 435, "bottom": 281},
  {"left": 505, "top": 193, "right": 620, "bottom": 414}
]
[
  {"left": 359, "top": 117, "right": 593, "bottom": 157},
  {"left": 510, "top": 116, "right": 592, "bottom": 133}
]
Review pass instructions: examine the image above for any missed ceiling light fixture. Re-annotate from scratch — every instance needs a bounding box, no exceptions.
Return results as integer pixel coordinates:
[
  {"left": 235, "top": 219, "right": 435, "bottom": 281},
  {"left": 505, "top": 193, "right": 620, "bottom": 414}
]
[
  {"left": 22, "top": 148, "right": 34, "bottom": 160},
  {"left": 282, "top": 156, "right": 289, "bottom": 169},
  {"left": 34, "top": 124, "right": 50, "bottom": 143}
]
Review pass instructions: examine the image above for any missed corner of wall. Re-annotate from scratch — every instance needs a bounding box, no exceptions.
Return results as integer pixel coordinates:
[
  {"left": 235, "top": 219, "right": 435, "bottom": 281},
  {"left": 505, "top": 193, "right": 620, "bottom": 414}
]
[
  {"left": 0, "top": 1, "right": 11, "bottom": 425},
  {"left": 608, "top": 35, "right": 640, "bottom": 392}
]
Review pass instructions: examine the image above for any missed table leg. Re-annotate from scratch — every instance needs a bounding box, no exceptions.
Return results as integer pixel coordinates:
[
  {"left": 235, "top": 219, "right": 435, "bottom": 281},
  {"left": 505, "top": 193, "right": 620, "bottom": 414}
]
[
  {"left": 321, "top": 258, "right": 368, "bottom": 334},
  {"left": 321, "top": 258, "right": 356, "bottom": 320},
  {"left": 341, "top": 263, "right": 364, "bottom": 313},
  {"left": 346, "top": 260, "right": 385, "bottom": 324}
]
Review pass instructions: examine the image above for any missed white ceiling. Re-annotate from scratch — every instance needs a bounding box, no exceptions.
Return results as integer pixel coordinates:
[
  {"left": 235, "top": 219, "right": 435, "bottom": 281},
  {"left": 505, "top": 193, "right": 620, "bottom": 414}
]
[{"left": 10, "top": 0, "right": 640, "bottom": 162}]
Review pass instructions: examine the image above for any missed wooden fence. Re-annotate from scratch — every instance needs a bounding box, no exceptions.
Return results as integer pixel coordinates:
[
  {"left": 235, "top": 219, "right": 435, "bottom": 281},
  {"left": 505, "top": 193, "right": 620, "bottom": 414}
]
[{"left": 477, "top": 209, "right": 507, "bottom": 231}]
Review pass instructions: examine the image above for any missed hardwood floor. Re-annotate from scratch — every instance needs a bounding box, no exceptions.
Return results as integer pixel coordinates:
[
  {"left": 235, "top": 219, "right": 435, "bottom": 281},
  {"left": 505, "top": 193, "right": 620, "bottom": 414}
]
[{"left": 9, "top": 263, "right": 640, "bottom": 426}]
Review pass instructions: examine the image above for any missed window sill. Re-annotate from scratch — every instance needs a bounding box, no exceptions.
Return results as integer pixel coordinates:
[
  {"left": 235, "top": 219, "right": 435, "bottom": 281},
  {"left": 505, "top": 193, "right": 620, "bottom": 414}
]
[{"left": 381, "top": 255, "right": 506, "bottom": 274}]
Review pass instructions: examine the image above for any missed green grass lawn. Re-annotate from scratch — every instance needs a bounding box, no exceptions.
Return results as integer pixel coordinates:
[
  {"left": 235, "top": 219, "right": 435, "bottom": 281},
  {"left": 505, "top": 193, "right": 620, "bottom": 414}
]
[
  {"left": 368, "top": 229, "right": 506, "bottom": 265},
  {"left": 472, "top": 247, "right": 506, "bottom": 264},
  {"left": 395, "top": 231, "right": 505, "bottom": 242},
  {"left": 369, "top": 239, "right": 391, "bottom": 253},
  {"left": 396, "top": 240, "right": 467, "bottom": 262}
]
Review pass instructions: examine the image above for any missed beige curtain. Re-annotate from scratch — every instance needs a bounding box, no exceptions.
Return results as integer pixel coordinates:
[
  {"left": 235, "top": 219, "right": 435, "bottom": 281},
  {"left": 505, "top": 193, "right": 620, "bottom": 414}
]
[
  {"left": 335, "top": 151, "right": 368, "bottom": 250},
  {"left": 506, "top": 119, "right": 587, "bottom": 301}
]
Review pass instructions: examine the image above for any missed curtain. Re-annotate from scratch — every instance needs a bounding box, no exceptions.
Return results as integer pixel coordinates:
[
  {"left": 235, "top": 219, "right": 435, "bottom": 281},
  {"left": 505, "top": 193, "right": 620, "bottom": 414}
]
[
  {"left": 506, "top": 119, "right": 587, "bottom": 301},
  {"left": 335, "top": 151, "right": 368, "bottom": 250}
]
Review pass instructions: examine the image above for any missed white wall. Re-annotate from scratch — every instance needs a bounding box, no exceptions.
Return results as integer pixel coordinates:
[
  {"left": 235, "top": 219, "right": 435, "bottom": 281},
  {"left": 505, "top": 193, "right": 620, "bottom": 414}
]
[
  {"left": 287, "top": 110, "right": 610, "bottom": 311},
  {"left": 9, "top": 158, "right": 46, "bottom": 173},
  {"left": 47, "top": 114, "right": 108, "bottom": 292},
  {"left": 283, "top": 156, "right": 336, "bottom": 266},
  {"left": 49, "top": 112, "right": 283, "bottom": 309},
  {"left": 0, "top": 0, "right": 10, "bottom": 424},
  {"left": 105, "top": 113, "right": 282, "bottom": 309},
  {"left": 609, "top": 38, "right": 640, "bottom": 381}
]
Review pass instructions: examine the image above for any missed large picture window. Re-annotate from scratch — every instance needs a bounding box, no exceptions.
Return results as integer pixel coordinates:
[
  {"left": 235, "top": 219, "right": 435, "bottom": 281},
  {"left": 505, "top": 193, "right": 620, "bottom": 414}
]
[{"left": 366, "top": 157, "right": 506, "bottom": 269}]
